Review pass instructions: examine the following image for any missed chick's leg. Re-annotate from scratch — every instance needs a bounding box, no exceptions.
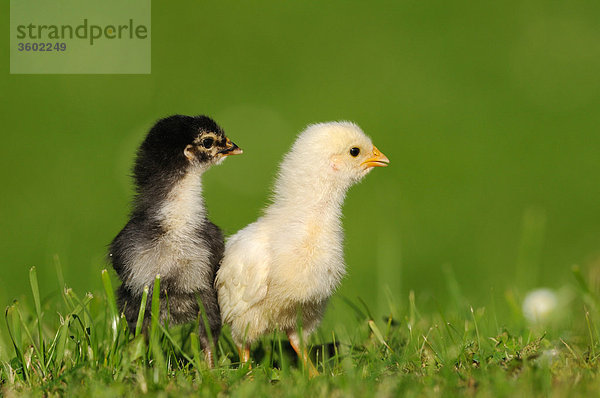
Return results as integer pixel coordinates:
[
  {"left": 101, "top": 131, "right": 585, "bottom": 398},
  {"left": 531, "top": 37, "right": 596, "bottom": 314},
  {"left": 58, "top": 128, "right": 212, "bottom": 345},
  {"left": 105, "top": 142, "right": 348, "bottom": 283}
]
[
  {"left": 195, "top": 289, "right": 222, "bottom": 369},
  {"left": 287, "top": 330, "right": 318, "bottom": 377},
  {"left": 237, "top": 344, "right": 251, "bottom": 367}
]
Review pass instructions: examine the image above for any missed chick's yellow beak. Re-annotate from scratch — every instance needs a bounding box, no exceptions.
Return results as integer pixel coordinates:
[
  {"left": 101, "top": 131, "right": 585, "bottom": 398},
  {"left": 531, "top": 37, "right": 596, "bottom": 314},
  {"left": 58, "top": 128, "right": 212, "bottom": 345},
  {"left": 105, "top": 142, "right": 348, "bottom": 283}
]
[
  {"left": 219, "top": 139, "right": 243, "bottom": 156},
  {"left": 361, "top": 146, "right": 389, "bottom": 168}
]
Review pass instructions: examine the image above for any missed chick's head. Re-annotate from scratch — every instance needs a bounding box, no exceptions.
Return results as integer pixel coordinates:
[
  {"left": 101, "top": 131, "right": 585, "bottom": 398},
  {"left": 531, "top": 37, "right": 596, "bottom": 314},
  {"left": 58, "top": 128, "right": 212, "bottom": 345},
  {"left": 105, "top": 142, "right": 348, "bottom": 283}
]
[
  {"left": 183, "top": 117, "right": 243, "bottom": 167},
  {"left": 135, "top": 115, "right": 242, "bottom": 185},
  {"left": 288, "top": 122, "right": 389, "bottom": 187}
]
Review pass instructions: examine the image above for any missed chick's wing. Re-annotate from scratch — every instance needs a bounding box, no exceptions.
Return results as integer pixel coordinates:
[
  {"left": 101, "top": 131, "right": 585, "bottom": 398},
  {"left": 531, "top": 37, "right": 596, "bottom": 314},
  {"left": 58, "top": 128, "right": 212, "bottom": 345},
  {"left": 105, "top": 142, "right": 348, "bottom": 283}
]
[{"left": 217, "top": 222, "right": 271, "bottom": 318}]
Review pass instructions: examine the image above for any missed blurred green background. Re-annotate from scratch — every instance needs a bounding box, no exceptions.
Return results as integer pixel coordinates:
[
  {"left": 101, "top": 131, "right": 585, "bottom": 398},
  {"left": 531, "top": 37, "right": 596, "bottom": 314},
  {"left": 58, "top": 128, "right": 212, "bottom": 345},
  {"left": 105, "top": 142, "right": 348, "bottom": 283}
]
[{"left": 1, "top": 0, "right": 599, "bottom": 330}]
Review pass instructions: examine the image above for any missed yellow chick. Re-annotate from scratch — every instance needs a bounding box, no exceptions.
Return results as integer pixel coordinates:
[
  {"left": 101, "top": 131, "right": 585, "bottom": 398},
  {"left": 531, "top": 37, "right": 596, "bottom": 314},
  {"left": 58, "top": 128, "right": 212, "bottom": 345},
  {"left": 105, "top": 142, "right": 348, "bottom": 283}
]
[{"left": 216, "top": 122, "right": 389, "bottom": 373}]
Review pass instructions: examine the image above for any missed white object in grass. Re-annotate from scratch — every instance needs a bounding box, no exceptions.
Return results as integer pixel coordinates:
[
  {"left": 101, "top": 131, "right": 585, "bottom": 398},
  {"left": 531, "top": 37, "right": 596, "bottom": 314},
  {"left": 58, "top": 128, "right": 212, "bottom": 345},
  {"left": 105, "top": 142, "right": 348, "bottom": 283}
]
[{"left": 522, "top": 288, "right": 557, "bottom": 323}]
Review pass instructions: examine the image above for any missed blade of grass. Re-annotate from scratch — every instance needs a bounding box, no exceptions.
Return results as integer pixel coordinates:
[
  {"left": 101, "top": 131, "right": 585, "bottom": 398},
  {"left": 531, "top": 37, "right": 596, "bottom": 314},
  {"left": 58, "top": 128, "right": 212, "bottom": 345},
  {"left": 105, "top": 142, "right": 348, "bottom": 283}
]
[
  {"left": 190, "top": 331, "right": 203, "bottom": 371},
  {"left": 46, "top": 292, "right": 93, "bottom": 371},
  {"left": 135, "top": 286, "right": 149, "bottom": 337},
  {"left": 101, "top": 269, "right": 122, "bottom": 366},
  {"left": 46, "top": 293, "right": 92, "bottom": 370},
  {"left": 197, "top": 298, "right": 216, "bottom": 366},
  {"left": 52, "top": 255, "right": 71, "bottom": 319},
  {"left": 149, "top": 275, "right": 161, "bottom": 358},
  {"left": 29, "top": 267, "right": 45, "bottom": 366},
  {"left": 5, "top": 303, "right": 29, "bottom": 382},
  {"left": 408, "top": 291, "right": 419, "bottom": 350},
  {"left": 409, "top": 290, "right": 420, "bottom": 325},
  {"left": 384, "top": 286, "right": 399, "bottom": 321},
  {"left": 157, "top": 322, "right": 194, "bottom": 364},
  {"left": 67, "top": 290, "right": 97, "bottom": 363},
  {"left": 101, "top": 269, "right": 119, "bottom": 340},
  {"left": 585, "top": 308, "right": 597, "bottom": 359},
  {"left": 112, "top": 314, "right": 129, "bottom": 367},
  {"left": 437, "top": 305, "right": 456, "bottom": 345},
  {"left": 278, "top": 330, "right": 285, "bottom": 372},
  {"left": 150, "top": 336, "right": 166, "bottom": 384},
  {"left": 14, "top": 302, "right": 47, "bottom": 377},
  {"left": 0, "top": 326, "right": 7, "bottom": 361},
  {"left": 332, "top": 330, "right": 339, "bottom": 368},
  {"left": 62, "top": 287, "right": 76, "bottom": 313},
  {"left": 471, "top": 306, "right": 481, "bottom": 351},
  {"left": 384, "top": 314, "right": 393, "bottom": 341},
  {"left": 270, "top": 329, "right": 277, "bottom": 370},
  {"left": 368, "top": 320, "right": 394, "bottom": 353},
  {"left": 53, "top": 255, "right": 66, "bottom": 291},
  {"left": 53, "top": 315, "right": 69, "bottom": 371}
]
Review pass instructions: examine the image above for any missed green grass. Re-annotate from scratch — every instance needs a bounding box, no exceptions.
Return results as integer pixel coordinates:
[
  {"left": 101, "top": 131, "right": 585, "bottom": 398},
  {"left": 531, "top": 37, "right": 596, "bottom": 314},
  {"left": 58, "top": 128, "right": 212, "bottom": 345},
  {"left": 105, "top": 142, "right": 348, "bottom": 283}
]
[
  {"left": 2, "top": 0, "right": 600, "bottom": 316},
  {"left": 2, "top": 265, "right": 600, "bottom": 397}
]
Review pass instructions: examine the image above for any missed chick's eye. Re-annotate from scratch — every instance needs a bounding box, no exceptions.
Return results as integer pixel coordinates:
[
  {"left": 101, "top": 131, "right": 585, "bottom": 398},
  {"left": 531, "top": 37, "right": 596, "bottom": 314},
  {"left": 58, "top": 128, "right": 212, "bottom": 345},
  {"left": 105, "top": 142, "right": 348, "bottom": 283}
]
[
  {"left": 349, "top": 147, "right": 360, "bottom": 157},
  {"left": 202, "top": 138, "right": 214, "bottom": 149}
]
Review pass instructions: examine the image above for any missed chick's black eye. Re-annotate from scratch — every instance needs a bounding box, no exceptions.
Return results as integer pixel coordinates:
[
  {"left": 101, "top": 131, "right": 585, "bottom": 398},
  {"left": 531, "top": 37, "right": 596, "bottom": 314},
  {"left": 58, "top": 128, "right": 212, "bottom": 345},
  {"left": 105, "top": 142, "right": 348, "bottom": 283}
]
[
  {"left": 349, "top": 147, "right": 360, "bottom": 157},
  {"left": 202, "top": 138, "right": 214, "bottom": 149}
]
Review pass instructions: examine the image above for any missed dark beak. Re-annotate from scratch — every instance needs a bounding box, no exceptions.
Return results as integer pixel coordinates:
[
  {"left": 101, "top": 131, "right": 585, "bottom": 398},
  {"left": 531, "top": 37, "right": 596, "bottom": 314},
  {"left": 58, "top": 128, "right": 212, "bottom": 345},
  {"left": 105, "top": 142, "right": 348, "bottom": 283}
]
[{"left": 218, "top": 140, "right": 243, "bottom": 156}]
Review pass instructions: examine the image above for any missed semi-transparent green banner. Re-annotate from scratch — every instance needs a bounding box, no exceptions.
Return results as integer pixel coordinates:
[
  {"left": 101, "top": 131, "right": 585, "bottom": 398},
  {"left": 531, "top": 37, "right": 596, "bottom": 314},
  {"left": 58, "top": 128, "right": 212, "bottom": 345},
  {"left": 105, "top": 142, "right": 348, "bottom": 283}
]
[{"left": 10, "top": 0, "right": 151, "bottom": 74}]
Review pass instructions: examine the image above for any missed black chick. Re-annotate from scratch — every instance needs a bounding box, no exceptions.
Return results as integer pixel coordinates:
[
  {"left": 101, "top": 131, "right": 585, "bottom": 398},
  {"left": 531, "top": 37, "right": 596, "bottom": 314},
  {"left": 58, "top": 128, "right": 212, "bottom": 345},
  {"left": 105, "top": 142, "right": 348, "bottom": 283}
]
[{"left": 108, "top": 115, "right": 242, "bottom": 366}]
